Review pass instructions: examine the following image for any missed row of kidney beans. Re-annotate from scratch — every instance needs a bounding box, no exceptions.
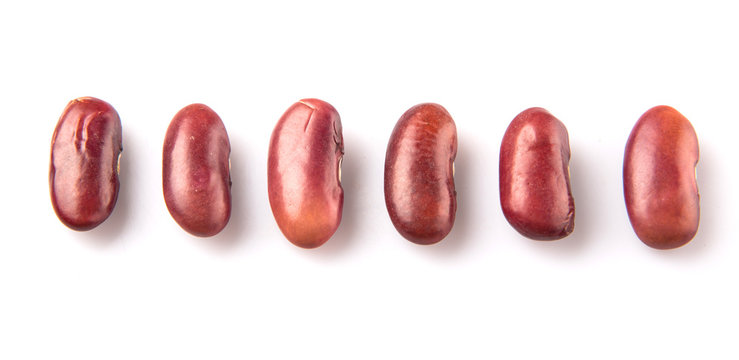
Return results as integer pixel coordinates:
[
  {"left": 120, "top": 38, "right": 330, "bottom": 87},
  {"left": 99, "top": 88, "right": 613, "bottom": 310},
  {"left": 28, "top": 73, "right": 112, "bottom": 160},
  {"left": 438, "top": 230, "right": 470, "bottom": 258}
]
[{"left": 49, "top": 97, "right": 700, "bottom": 250}]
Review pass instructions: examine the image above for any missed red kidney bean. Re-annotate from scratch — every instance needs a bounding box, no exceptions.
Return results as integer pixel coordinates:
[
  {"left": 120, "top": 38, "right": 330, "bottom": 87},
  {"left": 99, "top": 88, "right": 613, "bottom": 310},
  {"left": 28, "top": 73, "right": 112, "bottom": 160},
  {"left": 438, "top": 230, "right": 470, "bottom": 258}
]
[
  {"left": 624, "top": 105, "right": 699, "bottom": 249},
  {"left": 50, "top": 97, "right": 123, "bottom": 231},
  {"left": 384, "top": 103, "right": 457, "bottom": 245},
  {"left": 163, "top": 104, "right": 231, "bottom": 237},
  {"left": 268, "top": 99, "right": 344, "bottom": 249},
  {"left": 499, "top": 107, "right": 574, "bottom": 240}
]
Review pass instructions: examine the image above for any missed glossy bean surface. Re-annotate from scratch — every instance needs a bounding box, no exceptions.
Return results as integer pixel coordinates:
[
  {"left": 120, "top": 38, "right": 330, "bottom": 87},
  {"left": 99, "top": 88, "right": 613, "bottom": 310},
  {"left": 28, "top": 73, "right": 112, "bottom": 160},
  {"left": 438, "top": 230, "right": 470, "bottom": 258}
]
[
  {"left": 384, "top": 103, "right": 457, "bottom": 245},
  {"left": 268, "top": 99, "right": 344, "bottom": 249},
  {"left": 163, "top": 104, "right": 231, "bottom": 237},
  {"left": 624, "top": 105, "right": 699, "bottom": 249},
  {"left": 50, "top": 97, "right": 122, "bottom": 231},
  {"left": 499, "top": 107, "right": 574, "bottom": 240}
]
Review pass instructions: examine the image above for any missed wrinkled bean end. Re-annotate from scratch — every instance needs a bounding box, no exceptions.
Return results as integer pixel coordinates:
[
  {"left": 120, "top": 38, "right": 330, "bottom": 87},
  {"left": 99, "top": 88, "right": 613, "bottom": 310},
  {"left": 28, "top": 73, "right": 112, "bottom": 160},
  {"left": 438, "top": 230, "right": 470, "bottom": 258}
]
[
  {"left": 624, "top": 105, "right": 699, "bottom": 250},
  {"left": 268, "top": 99, "right": 344, "bottom": 249},
  {"left": 49, "top": 97, "right": 122, "bottom": 231},
  {"left": 163, "top": 104, "right": 232, "bottom": 237},
  {"left": 499, "top": 107, "right": 575, "bottom": 241},
  {"left": 384, "top": 103, "right": 457, "bottom": 245}
]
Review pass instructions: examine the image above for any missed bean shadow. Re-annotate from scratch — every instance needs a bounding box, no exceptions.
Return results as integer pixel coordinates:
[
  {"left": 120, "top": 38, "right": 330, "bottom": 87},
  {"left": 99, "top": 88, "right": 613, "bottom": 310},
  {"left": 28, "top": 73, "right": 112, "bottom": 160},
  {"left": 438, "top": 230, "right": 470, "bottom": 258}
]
[
  {"left": 524, "top": 142, "right": 591, "bottom": 257},
  {"left": 206, "top": 136, "right": 249, "bottom": 250},
  {"left": 78, "top": 127, "right": 134, "bottom": 247},
  {"left": 309, "top": 132, "right": 366, "bottom": 257},
  {"left": 649, "top": 142, "right": 715, "bottom": 259}
]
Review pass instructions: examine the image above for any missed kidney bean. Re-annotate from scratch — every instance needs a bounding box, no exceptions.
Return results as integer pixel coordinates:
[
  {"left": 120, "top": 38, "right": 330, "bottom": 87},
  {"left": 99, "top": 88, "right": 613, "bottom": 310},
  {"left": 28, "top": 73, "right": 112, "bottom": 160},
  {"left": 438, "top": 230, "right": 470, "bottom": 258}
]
[
  {"left": 268, "top": 99, "right": 344, "bottom": 249},
  {"left": 384, "top": 103, "right": 457, "bottom": 245},
  {"left": 499, "top": 107, "right": 574, "bottom": 240},
  {"left": 624, "top": 105, "right": 699, "bottom": 249},
  {"left": 49, "top": 97, "right": 123, "bottom": 231},
  {"left": 163, "top": 104, "right": 231, "bottom": 237}
]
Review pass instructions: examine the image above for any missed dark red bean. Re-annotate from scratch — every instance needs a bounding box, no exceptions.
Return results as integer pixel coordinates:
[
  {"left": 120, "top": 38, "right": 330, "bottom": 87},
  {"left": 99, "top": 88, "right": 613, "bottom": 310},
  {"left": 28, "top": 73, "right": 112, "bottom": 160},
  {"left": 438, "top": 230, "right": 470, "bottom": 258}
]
[
  {"left": 624, "top": 105, "right": 699, "bottom": 249},
  {"left": 50, "top": 97, "right": 123, "bottom": 231},
  {"left": 268, "top": 99, "right": 344, "bottom": 249},
  {"left": 499, "top": 107, "right": 574, "bottom": 240},
  {"left": 163, "top": 104, "right": 231, "bottom": 237},
  {"left": 384, "top": 103, "right": 457, "bottom": 245}
]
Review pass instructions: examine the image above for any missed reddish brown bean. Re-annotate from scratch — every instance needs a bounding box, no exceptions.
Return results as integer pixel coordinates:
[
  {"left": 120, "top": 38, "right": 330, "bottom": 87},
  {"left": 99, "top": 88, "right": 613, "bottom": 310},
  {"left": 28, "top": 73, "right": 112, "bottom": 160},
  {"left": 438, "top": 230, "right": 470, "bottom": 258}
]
[
  {"left": 624, "top": 105, "right": 699, "bottom": 249},
  {"left": 163, "top": 104, "right": 231, "bottom": 237},
  {"left": 499, "top": 107, "right": 574, "bottom": 240},
  {"left": 49, "top": 97, "right": 123, "bottom": 231},
  {"left": 384, "top": 103, "right": 457, "bottom": 245},
  {"left": 268, "top": 99, "right": 344, "bottom": 249}
]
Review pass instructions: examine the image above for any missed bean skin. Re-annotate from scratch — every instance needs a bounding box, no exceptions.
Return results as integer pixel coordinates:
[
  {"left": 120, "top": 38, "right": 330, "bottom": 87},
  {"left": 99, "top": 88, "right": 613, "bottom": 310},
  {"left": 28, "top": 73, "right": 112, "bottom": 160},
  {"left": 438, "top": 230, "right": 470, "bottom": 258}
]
[
  {"left": 499, "top": 107, "right": 574, "bottom": 240},
  {"left": 384, "top": 103, "right": 457, "bottom": 245},
  {"left": 163, "top": 104, "right": 231, "bottom": 237},
  {"left": 624, "top": 105, "right": 699, "bottom": 250},
  {"left": 49, "top": 97, "right": 123, "bottom": 231},
  {"left": 268, "top": 99, "right": 344, "bottom": 249}
]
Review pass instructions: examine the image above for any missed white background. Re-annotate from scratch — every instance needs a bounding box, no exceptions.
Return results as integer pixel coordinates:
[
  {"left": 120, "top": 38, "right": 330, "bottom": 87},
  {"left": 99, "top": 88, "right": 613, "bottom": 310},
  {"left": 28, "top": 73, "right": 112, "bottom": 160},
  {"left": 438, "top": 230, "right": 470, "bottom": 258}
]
[{"left": 1, "top": 0, "right": 737, "bottom": 359}]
